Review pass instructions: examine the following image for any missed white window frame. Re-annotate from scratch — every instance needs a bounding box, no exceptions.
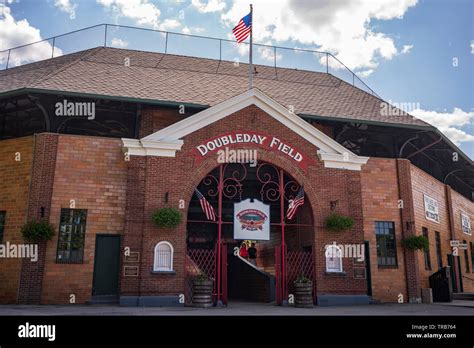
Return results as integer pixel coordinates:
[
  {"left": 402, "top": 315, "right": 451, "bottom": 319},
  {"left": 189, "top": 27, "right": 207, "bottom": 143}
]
[
  {"left": 325, "top": 244, "right": 343, "bottom": 273},
  {"left": 153, "top": 241, "right": 174, "bottom": 272}
]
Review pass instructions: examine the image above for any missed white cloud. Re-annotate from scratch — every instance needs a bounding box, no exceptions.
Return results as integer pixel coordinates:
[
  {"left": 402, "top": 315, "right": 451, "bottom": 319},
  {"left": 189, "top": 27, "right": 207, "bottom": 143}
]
[
  {"left": 358, "top": 69, "right": 374, "bottom": 77},
  {"left": 222, "top": 0, "right": 417, "bottom": 71},
  {"left": 193, "top": 27, "right": 205, "bottom": 33},
  {"left": 182, "top": 26, "right": 191, "bottom": 34},
  {"left": 0, "top": 4, "right": 63, "bottom": 67},
  {"left": 97, "top": 0, "right": 161, "bottom": 27},
  {"left": 411, "top": 108, "right": 474, "bottom": 145},
  {"left": 471, "top": 40, "right": 474, "bottom": 54},
  {"left": 158, "top": 18, "right": 181, "bottom": 31},
  {"left": 191, "top": 0, "right": 226, "bottom": 13},
  {"left": 181, "top": 26, "right": 205, "bottom": 35},
  {"left": 400, "top": 44, "right": 413, "bottom": 54},
  {"left": 257, "top": 45, "right": 282, "bottom": 63},
  {"left": 111, "top": 38, "right": 128, "bottom": 48},
  {"left": 54, "top": 0, "right": 77, "bottom": 18}
]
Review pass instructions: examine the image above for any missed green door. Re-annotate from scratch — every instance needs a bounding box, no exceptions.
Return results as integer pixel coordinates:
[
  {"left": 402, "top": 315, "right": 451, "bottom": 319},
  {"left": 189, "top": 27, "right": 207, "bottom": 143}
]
[{"left": 92, "top": 235, "right": 121, "bottom": 296}]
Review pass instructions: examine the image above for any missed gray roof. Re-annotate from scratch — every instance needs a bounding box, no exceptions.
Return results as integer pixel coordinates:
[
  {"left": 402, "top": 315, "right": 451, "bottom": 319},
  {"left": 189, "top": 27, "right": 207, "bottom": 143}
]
[{"left": 0, "top": 46, "right": 430, "bottom": 127}]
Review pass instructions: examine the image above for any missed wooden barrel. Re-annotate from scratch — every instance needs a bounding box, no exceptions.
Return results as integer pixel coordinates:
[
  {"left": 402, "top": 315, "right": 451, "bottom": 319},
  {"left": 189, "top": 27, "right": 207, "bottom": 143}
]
[
  {"left": 294, "top": 282, "right": 314, "bottom": 308},
  {"left": 192, "top": 280, "right": 214, "bottom": 308}
]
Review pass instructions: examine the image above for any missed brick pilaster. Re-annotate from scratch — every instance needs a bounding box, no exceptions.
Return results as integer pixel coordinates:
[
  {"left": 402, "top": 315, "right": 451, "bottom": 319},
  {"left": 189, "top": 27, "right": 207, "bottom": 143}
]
[
  {"left": 120, "top": 156, "right": 147, "bottom": 296},
  {"left": 396, "top": 159, "right": 421, "bottom": 303},
  {"left": 17, "top": 133, "right": 58, "bottom": 304}
]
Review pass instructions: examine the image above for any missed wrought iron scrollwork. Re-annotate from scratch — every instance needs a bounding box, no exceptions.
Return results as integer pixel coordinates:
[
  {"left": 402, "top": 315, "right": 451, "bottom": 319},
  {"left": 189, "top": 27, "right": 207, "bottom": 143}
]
[{"left": 222, "top": 163, "right": 246, "bottom": 200}]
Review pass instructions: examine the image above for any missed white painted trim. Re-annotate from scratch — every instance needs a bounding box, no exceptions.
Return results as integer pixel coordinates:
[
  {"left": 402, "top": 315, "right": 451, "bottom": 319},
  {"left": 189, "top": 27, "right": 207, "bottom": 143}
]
[
  {"left": 154, "top": 241, "right": 174, "bottom": 272},
  {"left": 122, "top": 88, "right": 369, "bottom": 170},
  {"left": 122, "top": 138, "right": 183, "bottom": 157}
]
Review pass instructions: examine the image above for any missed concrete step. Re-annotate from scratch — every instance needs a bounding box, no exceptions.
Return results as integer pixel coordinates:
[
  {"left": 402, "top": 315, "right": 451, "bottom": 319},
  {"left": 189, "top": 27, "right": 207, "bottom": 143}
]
[
  {"left": 88, "top": 295, "right": 119, "bottom": 304},
  {"left": 453, "top": 292, "right": 474, "bottom": 301}
]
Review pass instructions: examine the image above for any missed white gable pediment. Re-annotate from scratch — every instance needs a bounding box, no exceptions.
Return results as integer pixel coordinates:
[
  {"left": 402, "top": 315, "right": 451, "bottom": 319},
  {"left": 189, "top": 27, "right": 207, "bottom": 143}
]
[{"left": 122, "top": 88, "right": 369, "bottom": 171}]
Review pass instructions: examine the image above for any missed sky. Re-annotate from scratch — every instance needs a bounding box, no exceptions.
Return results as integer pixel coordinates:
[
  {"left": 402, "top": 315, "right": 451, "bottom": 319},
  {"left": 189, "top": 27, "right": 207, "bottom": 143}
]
[{"left": 0, "top": 0, "right": 473, "bottom": 159}]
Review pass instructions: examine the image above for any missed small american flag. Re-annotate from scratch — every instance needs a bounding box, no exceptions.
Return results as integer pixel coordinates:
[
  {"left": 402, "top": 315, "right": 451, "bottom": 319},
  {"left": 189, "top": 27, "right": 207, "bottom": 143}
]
[
  {"left": 232, "top": 12, "right": 252, "bottom": 43},
  {"left": 195, "top": 188, "right": 216, "bottom": 222},
  {"left": 286, "top": 186, "right": 304, "bottom": 220}
]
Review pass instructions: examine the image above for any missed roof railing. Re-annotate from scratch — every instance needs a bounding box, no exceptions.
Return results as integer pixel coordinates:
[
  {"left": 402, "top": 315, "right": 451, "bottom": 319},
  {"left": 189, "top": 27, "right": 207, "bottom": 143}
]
[{"left": 0, "top": 23, "right": 379, "bottom": 97}]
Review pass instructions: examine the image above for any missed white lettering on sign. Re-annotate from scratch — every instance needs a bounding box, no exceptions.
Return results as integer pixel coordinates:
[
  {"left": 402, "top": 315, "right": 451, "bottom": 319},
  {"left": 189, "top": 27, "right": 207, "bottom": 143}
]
[
  {"left": 194, "top": 132, "right": 310, "bottom": 170},
  {"left": 196, "top": 133, "right": 266, "bottom": 156},
  {"left": 423, "top": 194, "right": 440, "bottom": 223}
]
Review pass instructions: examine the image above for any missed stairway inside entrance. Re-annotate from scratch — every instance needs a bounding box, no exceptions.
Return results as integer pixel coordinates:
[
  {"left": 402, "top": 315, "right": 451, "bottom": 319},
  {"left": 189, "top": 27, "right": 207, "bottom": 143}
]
[{"left": 228, "top": 255, "right": 276, "bottom": 303}]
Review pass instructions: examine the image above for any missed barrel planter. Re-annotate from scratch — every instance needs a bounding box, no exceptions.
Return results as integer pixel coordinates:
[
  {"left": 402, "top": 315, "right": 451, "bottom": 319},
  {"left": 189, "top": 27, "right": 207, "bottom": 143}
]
[
  {"left": 294, "top": 281, "right": 313, "bottom": 308},
  {"left": 192, "top": 278, "right": 214, "bottom": 308}
]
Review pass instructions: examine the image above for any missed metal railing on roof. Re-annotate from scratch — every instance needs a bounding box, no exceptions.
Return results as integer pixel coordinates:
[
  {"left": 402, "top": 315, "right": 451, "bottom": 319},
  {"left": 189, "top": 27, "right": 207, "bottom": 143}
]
[{"left": 0, "top": 23, "right": 380, "bottom": 97}]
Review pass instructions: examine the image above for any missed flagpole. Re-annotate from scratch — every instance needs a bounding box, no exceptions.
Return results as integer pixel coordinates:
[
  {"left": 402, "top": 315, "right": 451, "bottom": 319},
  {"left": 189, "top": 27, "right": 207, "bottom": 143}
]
[{"left": 248, "top": 4, "right": 253, "bottom": 90}]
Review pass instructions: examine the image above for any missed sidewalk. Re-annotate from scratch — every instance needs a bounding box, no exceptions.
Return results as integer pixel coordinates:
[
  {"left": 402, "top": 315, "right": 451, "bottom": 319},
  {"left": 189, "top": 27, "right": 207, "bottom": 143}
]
[{"left": 0, "top": 302, "right": 472, "bottom": 316}]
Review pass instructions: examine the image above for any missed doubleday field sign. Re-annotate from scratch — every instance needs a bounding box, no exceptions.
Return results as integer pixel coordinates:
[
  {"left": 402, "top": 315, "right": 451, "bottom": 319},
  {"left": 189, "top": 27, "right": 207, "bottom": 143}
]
[{"left": 193, "top": 131, "right": 312, "bottom": 171}]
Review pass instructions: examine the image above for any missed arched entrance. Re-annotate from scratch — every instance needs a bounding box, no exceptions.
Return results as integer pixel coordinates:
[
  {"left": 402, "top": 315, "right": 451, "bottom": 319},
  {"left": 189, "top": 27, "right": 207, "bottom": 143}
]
[{"left": 185, "top": 161, "right": 314, "bottom": 306}]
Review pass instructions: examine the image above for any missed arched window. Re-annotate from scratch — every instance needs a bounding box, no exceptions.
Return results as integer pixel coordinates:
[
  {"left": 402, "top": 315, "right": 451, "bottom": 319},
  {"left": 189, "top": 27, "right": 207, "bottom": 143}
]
[
  {"left": 325, "top": 244, "right": 343, "bottom": 273},
  {"left": 154, "top": 242, "right": 174, "bottom": 272}
]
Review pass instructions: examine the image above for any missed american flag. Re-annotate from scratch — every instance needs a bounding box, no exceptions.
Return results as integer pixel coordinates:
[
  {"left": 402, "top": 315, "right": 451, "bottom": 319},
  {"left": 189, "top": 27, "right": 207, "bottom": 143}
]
[
  {"left": 232, "top": 12, "right": 252, "bottom": 43},
  {"left": 286, "top": 186, "right": 304, "bottom": 220},
  {"left": 195, "top": 188, "right": 216, "bottom": 221}
]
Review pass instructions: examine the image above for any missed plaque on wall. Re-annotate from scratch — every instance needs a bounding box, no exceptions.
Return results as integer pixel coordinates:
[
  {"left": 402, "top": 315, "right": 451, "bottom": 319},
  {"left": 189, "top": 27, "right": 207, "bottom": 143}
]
[
  {"left": 124, "top": 266, "right": 139, "bottom": 277},
  {"left": 353, "top": 268, "right": 366, "bottom": 279},
  {"left": 125, "top": 252, "right": 140, "bottom": 263},
  {"left": 352, "top": 257, "right": 365, "bottom": 266}
]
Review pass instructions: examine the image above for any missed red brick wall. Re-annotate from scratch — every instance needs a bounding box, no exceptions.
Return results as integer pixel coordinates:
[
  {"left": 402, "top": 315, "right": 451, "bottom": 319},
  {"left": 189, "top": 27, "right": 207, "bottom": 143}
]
[
  {"left": 41, "top": 135, "right": 127, "bottom": 304},
  {"left": 125, "top": 104, "right": 367, "bottom": 299},
  {"left": 361, "top": 158, "right": 407, "bottom": 302},
  {"left": 410, "top": 164, "right": 452, "bottom": 289},
  {"left": 0, "top": 136, "right": 34, "bottom": 303},
  {"left": 139, "top": 108, "right": 184, "bottom": 138}
]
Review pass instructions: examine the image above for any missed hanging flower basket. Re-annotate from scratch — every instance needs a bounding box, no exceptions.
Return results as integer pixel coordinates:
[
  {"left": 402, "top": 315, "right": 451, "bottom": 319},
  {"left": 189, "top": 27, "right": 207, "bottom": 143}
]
[
  {"left": 152, "top": 208, "right": 182, "bottom": 228},
  {"left": 21, "top": 219, "right": 55, "bottom": 242},
  {"left": 325, "top": 213, "right": 354, "bottom": 232},
  {"left": 402, "top": 235, "right": 429, "bottom": 252}
]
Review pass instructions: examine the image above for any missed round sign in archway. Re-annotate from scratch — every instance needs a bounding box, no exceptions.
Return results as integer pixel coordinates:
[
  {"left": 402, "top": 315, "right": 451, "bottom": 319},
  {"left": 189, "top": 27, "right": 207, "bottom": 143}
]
[{"left": 186, "top": 161, "right": 315, "bottom": 306}]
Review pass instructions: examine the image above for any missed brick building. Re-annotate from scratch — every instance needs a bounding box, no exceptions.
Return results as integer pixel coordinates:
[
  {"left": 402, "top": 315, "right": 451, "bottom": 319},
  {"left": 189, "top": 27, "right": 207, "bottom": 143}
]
[{"left": 0, "top": 47, "right": 472, "bottom": 306}]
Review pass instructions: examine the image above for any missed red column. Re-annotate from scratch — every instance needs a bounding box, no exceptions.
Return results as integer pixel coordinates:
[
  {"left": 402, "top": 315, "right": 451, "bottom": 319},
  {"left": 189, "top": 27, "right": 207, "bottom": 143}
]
[
  {"left": 279, "top": 169, "right": 287, "bottom": 302},
  {"left": 216, "top": 165, "right": 223, "bottom": 304}
]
